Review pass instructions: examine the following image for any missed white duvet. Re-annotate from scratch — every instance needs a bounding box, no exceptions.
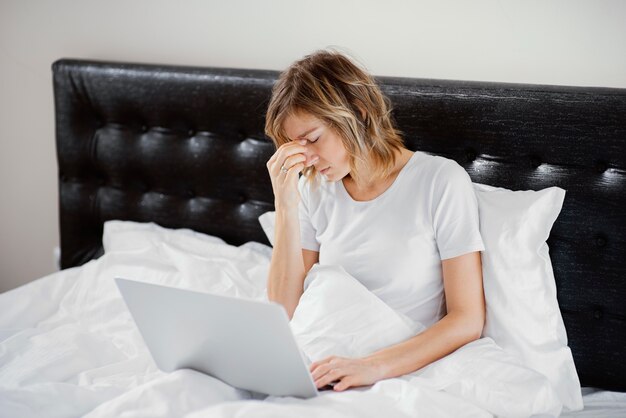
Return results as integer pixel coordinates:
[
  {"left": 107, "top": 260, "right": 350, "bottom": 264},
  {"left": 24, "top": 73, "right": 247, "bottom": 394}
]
[{"left": 0, "top": 221, "right": 619, "bottom": 417}]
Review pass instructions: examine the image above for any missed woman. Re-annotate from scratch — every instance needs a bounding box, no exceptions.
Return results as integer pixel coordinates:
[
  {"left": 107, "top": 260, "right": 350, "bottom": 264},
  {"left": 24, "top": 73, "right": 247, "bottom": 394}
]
[{"left": 264, "top": 48, "right": 486, "bottom": 392}]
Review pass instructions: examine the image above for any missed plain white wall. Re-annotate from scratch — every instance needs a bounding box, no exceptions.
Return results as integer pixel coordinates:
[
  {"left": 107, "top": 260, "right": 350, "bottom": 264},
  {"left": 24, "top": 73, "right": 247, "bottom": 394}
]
[{"left": 1, "top": 0, "right": 625, "bottom": 293}]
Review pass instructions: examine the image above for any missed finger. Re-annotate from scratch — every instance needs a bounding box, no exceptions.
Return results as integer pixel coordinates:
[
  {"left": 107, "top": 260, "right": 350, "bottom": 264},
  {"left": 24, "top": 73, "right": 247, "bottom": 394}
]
[
  {"left": 290, "top": 139, "right": 308, "bottom": 146},
  {"left": 286, "top": 163, "right": 305, "bottom": 179},
  {"left": 276, "top": 138, "right": 306, "bottom": 147},
  {"left": 277, "top": 162, "right": 303, "bottom": 180},
  {"left": 310, "top": 356, "right": 333, "bottom": 373},
  {"left": 277, "top": 139, "right": 307, "bottom": 155},
  {"left": 281, "top": 154, "right": 307, "bottom": 171},
  {"left": 268, "top": 142, "right": 297, "bottom": 166},
  {"left": 333, "top": 378, "right": 352, "bottom": 391},
  {"left": 270, "top": 154, "right": 301, "bottom": 175},
  {"left": 314, "top": 370, "right": 334, "bottom": 387},
  {"left": 273, "top": 143, "right": 308, "bottom": 170},
  {"left": 315, "top": 368, "right": 346, "bottom": 389},
  {"left": 312, "top": 359, "right": 344, "bottom": 382},
  {"left": 274, "top": 138, "right": 305, "bottom": 152},
  {"left": 278, "top": 151, "right": 306, "bottom": 171},
  {"left": 311, "top": 364, "right": 330, "bottom": 381},
  {"left": 311, "top": 360, "right": 338, "bottom": 380}
]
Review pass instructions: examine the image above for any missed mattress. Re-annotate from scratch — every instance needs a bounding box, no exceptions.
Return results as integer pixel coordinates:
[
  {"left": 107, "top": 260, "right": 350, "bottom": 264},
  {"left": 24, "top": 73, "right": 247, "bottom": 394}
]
[{"left": 1, "top": 221, "right": 624, "bottom": 418}]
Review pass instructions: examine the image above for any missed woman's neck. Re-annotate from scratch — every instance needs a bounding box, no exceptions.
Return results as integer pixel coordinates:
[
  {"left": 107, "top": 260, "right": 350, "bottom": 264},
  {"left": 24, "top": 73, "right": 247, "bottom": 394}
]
[{"left": 345, "top": 148, "right": 413, "bottom": 192}]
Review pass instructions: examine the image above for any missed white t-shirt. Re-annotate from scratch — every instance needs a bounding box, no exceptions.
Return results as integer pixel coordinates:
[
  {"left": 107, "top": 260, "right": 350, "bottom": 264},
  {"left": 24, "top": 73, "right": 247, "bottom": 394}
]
[{"left": 297, "top": 150, "right": 485, "bottom": 328}]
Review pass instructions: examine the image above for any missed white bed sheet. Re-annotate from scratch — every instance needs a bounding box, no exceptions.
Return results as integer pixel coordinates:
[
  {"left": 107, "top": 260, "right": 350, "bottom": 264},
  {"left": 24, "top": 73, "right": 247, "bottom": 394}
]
[
  {"left": 0, "top": 222, "right": 624, "bottom": 418},
  {"left": 561, "top": 387, "right": 626, "bottom": 418}
]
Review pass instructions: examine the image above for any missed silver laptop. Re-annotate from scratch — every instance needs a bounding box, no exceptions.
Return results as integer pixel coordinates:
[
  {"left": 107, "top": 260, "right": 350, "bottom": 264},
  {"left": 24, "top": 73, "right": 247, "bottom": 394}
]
[{"left": 115, "top": 277, "right": 333, "bottom": 398}]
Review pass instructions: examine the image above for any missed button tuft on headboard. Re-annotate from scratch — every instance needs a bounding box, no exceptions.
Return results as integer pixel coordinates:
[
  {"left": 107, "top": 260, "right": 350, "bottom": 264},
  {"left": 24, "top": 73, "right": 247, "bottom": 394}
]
[{"left": 593, "top": 309, "right": 603, "bottom": 320}]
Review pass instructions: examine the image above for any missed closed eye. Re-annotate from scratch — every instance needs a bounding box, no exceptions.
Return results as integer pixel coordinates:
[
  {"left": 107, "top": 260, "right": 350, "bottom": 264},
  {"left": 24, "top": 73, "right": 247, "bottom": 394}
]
[{"left": 309, "top": 136, "right": 320, "bottom": 143}]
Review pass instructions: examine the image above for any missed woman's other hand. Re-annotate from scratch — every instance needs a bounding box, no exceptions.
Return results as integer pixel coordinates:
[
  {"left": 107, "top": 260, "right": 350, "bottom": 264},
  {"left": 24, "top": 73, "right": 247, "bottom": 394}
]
[
  {"left": 266, "top": 139, "right": 319, "bottom": 211},
  {"left": 309, "top": 355, "right": 387, "bottom": 392}
]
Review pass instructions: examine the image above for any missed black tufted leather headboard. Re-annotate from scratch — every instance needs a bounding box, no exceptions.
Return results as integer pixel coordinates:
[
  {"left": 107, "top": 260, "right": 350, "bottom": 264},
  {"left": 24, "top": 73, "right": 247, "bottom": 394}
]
[{"left": 52, "top": 58, "right": 625, "bottom": 392}]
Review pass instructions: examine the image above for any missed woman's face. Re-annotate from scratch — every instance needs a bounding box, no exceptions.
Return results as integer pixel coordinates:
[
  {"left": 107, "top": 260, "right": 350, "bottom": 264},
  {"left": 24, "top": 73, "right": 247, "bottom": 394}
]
[{"left": 282, "top": 111, "right": 351, "bottom": 182}]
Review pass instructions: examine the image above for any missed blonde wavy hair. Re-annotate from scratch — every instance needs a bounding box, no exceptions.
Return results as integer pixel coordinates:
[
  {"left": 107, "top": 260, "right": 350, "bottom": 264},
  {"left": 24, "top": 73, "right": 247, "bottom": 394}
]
[{"left": 264, "top": 47, "right": 406, "bottom": 188}]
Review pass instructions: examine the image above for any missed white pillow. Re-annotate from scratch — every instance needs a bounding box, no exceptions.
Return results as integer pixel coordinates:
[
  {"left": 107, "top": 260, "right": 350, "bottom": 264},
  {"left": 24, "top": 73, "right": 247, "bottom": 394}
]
[
  {"left": 290, "top": 263, "right": 424, "bottom": 362},
  {"left": 103, "top": 220, "right": 226, "bottom": 256},
  {"left": 257, "top": 182, "right": 583, "bottom": 412},
  {"left": 473, "top": 183, "right": 582, "bottom": 412},
  {"left": 258, "top": 212, "right": 276, "bottom": 247}
]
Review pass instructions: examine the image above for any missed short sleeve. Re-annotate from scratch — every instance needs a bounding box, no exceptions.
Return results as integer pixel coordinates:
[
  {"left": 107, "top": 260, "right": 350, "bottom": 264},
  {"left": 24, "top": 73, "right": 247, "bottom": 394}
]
[
  {"left": 298, "top": 175, "right": 321, "bottom": 252},
  {"left": 430, "top": 161, "right": 485, "bottom": 260}
]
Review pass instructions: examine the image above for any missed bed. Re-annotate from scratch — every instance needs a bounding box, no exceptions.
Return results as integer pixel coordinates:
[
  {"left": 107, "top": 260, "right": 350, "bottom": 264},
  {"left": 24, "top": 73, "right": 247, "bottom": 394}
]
[{"left": 0, "top": 57, "right": 624, "bottom": 417}]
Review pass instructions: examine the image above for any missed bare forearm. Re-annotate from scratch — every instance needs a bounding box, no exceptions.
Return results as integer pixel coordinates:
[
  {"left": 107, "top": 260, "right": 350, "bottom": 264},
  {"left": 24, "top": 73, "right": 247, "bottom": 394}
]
[
  {"left": 363, "top": 312, "right": 482, "bottom": 380},
  {"left": 267, "top": 208, "right": 305, "bottom": 319}
]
